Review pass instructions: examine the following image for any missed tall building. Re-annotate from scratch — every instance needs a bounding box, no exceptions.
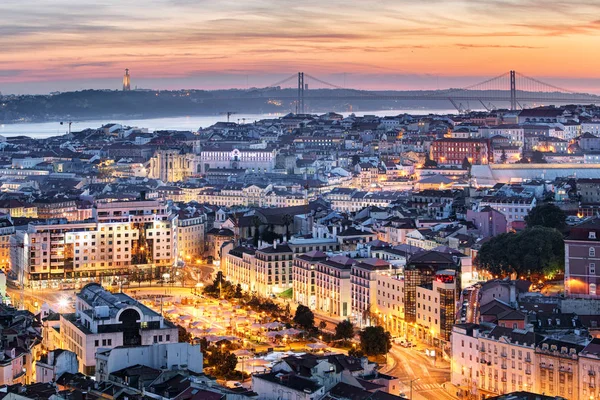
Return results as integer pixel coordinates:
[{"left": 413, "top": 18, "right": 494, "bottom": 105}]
[
  {"left": 122, "top": 68, "right": 131, "bottom": 91},
  {"left": 565, "top": 218, "right": 600, "bottom": 298},
  {"left": 10, "top": 200, "right": 178, "bottom": 287}
]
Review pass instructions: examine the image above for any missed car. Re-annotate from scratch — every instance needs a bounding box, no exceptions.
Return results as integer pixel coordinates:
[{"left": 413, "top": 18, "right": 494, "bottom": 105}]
[{"left": 400, "top": 340, "right": 413, "bottom": 348}]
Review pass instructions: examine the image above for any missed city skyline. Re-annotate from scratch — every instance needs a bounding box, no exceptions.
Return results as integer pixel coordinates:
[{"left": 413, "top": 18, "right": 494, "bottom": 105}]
[{"left": 2, "top": 0, "right": 600, "bottom": 94}]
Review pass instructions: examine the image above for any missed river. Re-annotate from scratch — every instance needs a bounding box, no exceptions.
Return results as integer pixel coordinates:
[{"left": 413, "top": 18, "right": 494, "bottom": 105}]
[{"left": 0, "top": 109, "right": 458, "bottom": 139}]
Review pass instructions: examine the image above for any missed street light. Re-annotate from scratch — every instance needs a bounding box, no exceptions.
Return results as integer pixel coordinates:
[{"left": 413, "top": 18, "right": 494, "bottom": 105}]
[{"left": 410, "top": 377, "right": 420, "bottom": 400}]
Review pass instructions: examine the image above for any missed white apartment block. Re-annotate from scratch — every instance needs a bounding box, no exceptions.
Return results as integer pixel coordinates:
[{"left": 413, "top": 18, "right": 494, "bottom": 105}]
[
  {"left": 582, "top": 121, "right": 600, "bottom": 136},
  {"left": 478, "top": 196, "right": 536, "bottom": 228},
  {"left": 59, "top": 283, "right": 178, "bottom": 376},
  {"left": 481, "top": 125, "right": 525, "bottom": 147},
  {"left": 224, "top": 243, "right": 293, "bottom": 297},
  {"left": 451, "top": 324, "right": 481, "bottom": 398}
]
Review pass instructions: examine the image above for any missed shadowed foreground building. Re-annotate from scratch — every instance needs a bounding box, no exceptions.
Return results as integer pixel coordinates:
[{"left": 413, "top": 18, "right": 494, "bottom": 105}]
[{"left": 58, "top": 283, "right": 178, "bottom": 375}]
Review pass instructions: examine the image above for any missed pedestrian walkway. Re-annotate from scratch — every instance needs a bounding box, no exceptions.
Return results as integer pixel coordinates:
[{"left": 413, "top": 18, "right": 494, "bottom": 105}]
[{"left": 412, "top": 383, "right": 444, "bottom": 392}]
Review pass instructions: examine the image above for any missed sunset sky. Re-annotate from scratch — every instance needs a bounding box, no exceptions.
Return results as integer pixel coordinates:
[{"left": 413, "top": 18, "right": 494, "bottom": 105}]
[{"left": 1, "top": 0, "right": 600, "bottom": 94}]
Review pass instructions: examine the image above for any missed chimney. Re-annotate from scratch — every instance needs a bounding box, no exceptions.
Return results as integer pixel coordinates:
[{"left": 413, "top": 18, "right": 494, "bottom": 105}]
[
  {"left": 273, "top": 239, "right": 277, "bottom": 249},
  {"left": 48, "top": 351, "right": 55, "bottom": 366}
]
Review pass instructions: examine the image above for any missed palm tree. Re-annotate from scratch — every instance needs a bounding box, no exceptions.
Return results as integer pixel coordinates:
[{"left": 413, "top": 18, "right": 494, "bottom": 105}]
[
  {"left": 252, "top": 215, "right": 262, "bottom": 246},
  {"left": 282, "top": 214, "right": 293, "bottom": 241}
]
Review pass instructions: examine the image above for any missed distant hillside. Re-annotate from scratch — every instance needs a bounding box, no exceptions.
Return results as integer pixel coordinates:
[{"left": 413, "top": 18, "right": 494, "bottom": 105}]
[{"left": 0, "top": 88, "right": 466, "bottom": 123}]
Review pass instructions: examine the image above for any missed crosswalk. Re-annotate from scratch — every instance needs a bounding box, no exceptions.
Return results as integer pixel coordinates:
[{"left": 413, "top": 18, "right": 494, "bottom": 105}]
[{"left": 411, "top": 383, "right": 444, "bottom": 392}]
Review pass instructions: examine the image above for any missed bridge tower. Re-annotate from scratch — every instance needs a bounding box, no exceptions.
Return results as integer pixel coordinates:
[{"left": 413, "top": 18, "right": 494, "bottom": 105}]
[
  {"left": 510, "top": 70, "right": 517, "bottom": 111},
  {"left": 297, "top": 72, "right": 305, "bottom": 114}
]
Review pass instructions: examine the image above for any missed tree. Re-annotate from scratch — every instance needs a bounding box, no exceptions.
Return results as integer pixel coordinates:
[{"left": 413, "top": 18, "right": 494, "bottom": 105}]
[
  {"left": 359, "top": 326, "right": 391, "bottom": 356},
  {"left": 500, "top": 149, "right": 507, "bottom": 164},
  {"left": 293, "top": 305, "right": 315, "bottom": 330},
  {"left": 461, "top": 157, "right": 471, "bottom": 170},
  {"left": 234, "top": 284, "right": 243, "bottom": 298},
  {"left": 178, "top": 325, "right": 192, "bottom": 343},
  {"left": 252, "top": 215, "right": 262, "bottom": 246},
  {"left": 531, "top": 150, "right": 546, "bottom": 163},
  {"left": 477, "top": 226, "right": 565, "bottom": 277},
  {"left": 335, "top": 319, "right": 355, "bottom": 341},
  {"left": 318, "top": 321, "right": 327, "bottom": 331},
  {"left": 261, "top": 229, "right": 282, "bottom": 243},
  {"left": 424, "top": 156, "right": 438, "bottom": 168},
  {"left": 282, "top": 214, "right": 294, "bottom": 241},
  {"left": 206, "top": 346, "right": 238, "bottom": 378},
  {"left": 348, "top": 347, "right": 365, "bottom": 358},
  {"left": 525, "top": 203, "right": 567, "bottom": 231}
]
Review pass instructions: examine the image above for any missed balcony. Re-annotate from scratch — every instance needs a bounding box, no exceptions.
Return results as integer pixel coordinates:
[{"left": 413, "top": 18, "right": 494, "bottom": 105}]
[
  {"left": 501, "top": 377, "right": 507, "bottom": 382},
  {"left": 559, "top": 366, "right": 573, "bottom": 374},
  {"left": 501, "top": 352, "right": 508, "bottom": 358},
  {"left": 524, "top": 357, "right": 532, "bottom": 364},
  {"left": 501, "top": 364, "right": 507, "bottom": 370},
  {"left": 540, "top": 363, "right": 554, "bottom": 370},
  {"left": 589, "top": 370, "right": 596, "bottom": 376},
  {"left": 480, "top": 347, "right": 486, "bottom": 353}
]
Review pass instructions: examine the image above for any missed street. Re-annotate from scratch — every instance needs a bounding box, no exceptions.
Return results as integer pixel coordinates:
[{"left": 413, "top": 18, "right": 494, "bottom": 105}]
[{"left": 383, "top": 344, "right": 454, "bottom": 400}]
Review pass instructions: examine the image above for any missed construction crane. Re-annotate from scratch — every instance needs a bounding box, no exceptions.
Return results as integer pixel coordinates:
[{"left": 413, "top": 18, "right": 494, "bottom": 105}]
[{"left": 219, "top": 111, "right": 237, "bottom": 123}]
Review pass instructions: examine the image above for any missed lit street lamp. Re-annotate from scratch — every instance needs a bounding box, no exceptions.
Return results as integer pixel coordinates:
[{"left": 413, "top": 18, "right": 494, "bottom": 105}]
[{"left": 410, "top": 377, "right": 420, "bottom": 400}]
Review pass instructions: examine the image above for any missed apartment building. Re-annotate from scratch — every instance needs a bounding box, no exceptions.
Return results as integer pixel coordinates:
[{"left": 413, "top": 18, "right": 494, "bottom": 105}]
[
  {"left": 0, "top": 217, "right": 15, "bottom": 270},
  {"left": 225, "top": 242, "right": 293, "bottom": 297},
  {"left": 59, "top": 283, "right": 178, "bottom": 375},
  {"left": 451, "top": 324, "right": 482, "bottom": 398},
  {"left": 579, "top": 338, "right": 600, "bottom": 400},
  {"left": 478, "top": 196, "right": 537, "bottom": 229},
  {"left": 314, "top": 255, "right": 354, "bottom": 320},
  {"left": 351, "top": 258, "right": 393, "bottom": 327},
  {"left": 224, "top": 246, "right": 256, "bottom": 292},
  {"left": 325, "top": 188, "right": 406, "bottom": 213},
  {"left": 177, "top": 208, "right": 205, "bottom": 263},
  {"left": 534, "top": 338, "right": 583, "bottom": 400},
  {"left": 293, "top": 251, "right": 327, "bottom": 310},
  {"left": 429, "top": 138, "right": 490, "bottom": 165},
  {"left": 565, "top": 218, "right": 600, "bottom": 298},
  {"left": 10, "top": 200, "right": 178, "bottom": 286},
  {"left": 415, "top": 270, "right": 458, "bottom": 342},
  {"left": 478, "top": 326, "right": 536, "bottom": 397},
  {"left": 374, "top": 270, "right": 405, "bottom": 335}
]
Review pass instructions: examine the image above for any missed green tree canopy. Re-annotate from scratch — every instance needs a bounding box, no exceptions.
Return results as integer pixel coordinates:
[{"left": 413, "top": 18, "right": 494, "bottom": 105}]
[
  {"left": 424, "top": 156, "right": 438, "bottom": 168},
  {"left": 477, "top": 226, "right": 564, "bottom": 277},
  {"left": 359, "top": 326, "right": 392, "bottom": 356},
  {"left": 293, "top": 305, "right": 315, "bottom": 330},
  {"left": 461, "top": 157, "right": 472, "bottom": 170},
  {"left": 335, "top": 319, "right": 355, "bottom": 341},
  {"left": 525, "top": 203, "right": 567, "bottom": 231}
]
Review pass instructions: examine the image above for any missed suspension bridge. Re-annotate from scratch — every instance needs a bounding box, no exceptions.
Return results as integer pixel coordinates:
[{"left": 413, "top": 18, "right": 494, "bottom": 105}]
[{"left": 235, "top": 71, "right": 600, "bottom": 113}]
